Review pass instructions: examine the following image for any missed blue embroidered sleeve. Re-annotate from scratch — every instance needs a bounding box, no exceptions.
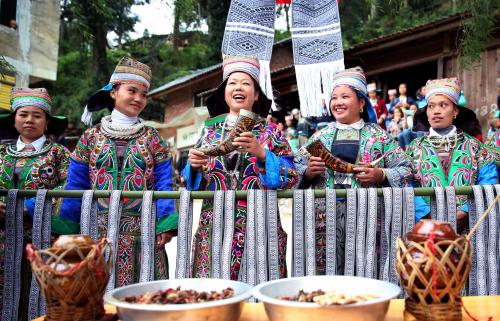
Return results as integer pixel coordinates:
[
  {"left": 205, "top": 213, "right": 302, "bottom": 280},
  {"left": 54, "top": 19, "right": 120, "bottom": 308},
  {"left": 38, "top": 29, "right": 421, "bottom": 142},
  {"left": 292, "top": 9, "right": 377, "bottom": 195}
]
[
  {"left": 182, "top": 161, "right": 203, "bottom": 191},
  {"left": 458, "top": 161, "right": 499, "bottom": 213},
  {"left": 477, "top": 161, "right": 498, "bottom": 185},
  {"left": 25, "top": 197, "right": 35, "bottom": 218},
  {"left": 60, "top": 159, "right": 91, "bottom": 222},
  {"left": 154, "top": 158, "right": 175, "bottom": 219},
  {"left": 414, "top": 196, "right": 430, "bottom": 221},
  {"left": 256, "top": 150, "right": 293, "bottom": 189}
]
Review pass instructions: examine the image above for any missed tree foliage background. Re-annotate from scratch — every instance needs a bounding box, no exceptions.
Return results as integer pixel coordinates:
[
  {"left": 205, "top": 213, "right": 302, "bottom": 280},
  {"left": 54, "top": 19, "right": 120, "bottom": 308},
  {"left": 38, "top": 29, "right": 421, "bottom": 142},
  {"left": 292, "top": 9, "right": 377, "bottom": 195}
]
[{"left": 38, "top": 0, "right": 498, "bottom": 128}]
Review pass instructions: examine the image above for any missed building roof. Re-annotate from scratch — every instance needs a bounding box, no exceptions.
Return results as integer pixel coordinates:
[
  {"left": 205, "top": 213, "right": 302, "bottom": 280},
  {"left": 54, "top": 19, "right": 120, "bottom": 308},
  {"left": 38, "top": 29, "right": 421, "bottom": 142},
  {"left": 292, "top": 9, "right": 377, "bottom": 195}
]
[
  {"left": 344, "top": 13, "right": 465, "bottom": 52},
  {"left": 148, "top": 63, "right": 222, "bottom": 97},
  {"left": 270, "top": 13, "right": 465, "bottom": 52}
]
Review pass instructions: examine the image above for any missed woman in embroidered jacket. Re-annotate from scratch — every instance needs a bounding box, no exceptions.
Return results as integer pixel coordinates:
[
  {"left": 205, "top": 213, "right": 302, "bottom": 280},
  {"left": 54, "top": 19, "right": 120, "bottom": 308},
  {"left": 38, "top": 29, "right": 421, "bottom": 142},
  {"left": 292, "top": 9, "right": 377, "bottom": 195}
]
[
  {"left": 408, "top": 78, "right": 497, "bottom": 232},
  {"left": 0, "top": 88, "right": 70, "bottom": 320},
  {"left": 183, "top": 56, "right": 296, "bottom": 280},
  {"left": 60, "top": 57, "right": 176, "bottom": 286},
  {"left": 294, "top": 67, "right": 412, "bottom": 275}
]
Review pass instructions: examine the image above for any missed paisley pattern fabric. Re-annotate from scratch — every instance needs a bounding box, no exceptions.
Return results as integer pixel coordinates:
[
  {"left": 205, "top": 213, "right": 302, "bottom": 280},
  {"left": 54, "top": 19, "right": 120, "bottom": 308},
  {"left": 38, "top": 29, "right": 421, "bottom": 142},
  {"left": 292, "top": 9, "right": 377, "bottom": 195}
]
[
  {"left": 294, "top": 122, "right": 411, "bottom": 189},
  {"left": 294, "top": 121, "right": 411, "bottom": 274},
  {"left": 62, "top": 125, "right": 175, "bottom": 287},
  {"left": 72, "top": 126, "right": 169, "bottom": 212},
  {"left": 0, "top": 141, "right": 70, "bottom": 320},
  {"left": 485, "top": 131, "right": 500, "bottom": 162},
  {"left": 184, "top": 116, "right": 296, "bottom": 280},
  {"left": 407, "top": 131, "right": 497, "bottom": 211}
]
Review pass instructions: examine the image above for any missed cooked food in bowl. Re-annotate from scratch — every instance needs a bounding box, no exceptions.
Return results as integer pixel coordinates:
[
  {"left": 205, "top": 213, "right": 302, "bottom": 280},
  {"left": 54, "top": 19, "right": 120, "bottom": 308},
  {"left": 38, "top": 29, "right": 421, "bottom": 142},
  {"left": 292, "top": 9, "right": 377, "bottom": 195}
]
[
  {"left": 105, "top": 278, "right": 253, "bottom": 321},
  {"left": 122, "top": 287, "right": 235, "bottom": 304},
  {"left": 253, "top": 276, "right": 401, "bottom": 321},
  {"left": 278, "top": 289, "right": 325, "bottom": 302},
  {"left": 278, "top": 289, "right": 379, "bottom": 306}
]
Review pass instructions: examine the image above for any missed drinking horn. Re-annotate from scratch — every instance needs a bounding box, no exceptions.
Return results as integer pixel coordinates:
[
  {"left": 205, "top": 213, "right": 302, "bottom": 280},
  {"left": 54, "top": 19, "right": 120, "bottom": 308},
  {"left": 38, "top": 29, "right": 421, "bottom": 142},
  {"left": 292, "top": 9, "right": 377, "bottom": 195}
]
[
  {"left": 306, "top": 140, "right": 355, "bottom": 173},
  {"left": 197, "top": 109, "right": 259, "bottom": 156}
]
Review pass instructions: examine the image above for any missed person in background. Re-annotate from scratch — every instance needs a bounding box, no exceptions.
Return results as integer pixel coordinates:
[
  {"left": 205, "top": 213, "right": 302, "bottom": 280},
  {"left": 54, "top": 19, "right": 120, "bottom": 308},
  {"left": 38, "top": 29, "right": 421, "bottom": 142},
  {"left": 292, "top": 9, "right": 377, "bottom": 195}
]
[
  {"left": 408, "top": 78, "right": 497, "bottom": 232},
  {"left": 391, "top": 83, "right": 416, "bottom": 112},
  {"left": 367, "top": 83, "right": 387, "bottom": 130},
  {"left": 385, "top": 89, "right": 398, "bottom": 128},
  {"left": 285, "top": 115, "right": 296, "bottom": 131},
  {"left": 9, "top": 19, "right": 17, "bottom": 30},
  {"left": 416, "top": 85, "right": 427, "bottom": 109},
  {"left": 398, "top": 104, "right": 424, "bottom": 150},
  {"left": 295, "top": 109, "right": 313, "bottom": 148},
  {"left": 266, "top": 114, "right": 275, "bottom": 125},
  {"left": 487, "top": 110, "right": 500, "bottom": 139},
  {"left": 292, "top": 108, "right": 300, "bottom": 128},
  {"left": 405, "top": 104, "right": 418, "bottom": 130},
  {"left": 60, "top": 57, "right": 176, "bottom": 286},
  {"left": 286, "top": 128, "right": 299, "bottom": 153},
  {"left": 388, "top": 106, "right": 406, "bottom": 139},
  {"left": 387, "top": 89, "right": 397, "bottom": 109}
]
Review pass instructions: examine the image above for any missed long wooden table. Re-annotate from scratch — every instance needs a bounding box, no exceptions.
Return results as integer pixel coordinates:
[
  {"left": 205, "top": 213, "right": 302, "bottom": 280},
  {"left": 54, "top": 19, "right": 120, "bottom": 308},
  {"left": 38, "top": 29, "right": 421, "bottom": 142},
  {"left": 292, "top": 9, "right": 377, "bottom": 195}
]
[{"left": 34, "top": 296, "right": 500, "bottom": 321}]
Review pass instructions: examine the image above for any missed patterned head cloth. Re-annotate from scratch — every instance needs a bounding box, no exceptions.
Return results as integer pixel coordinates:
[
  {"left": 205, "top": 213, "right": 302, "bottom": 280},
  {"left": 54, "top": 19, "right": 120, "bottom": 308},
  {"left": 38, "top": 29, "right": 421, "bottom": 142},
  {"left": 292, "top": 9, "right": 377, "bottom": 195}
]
[
  {"left": 10, "top": 87, "right": 52, "bottom": 114},
  {"left": 414, "top": 78, "right": 477, "bottom": 132},
  {"left": 330, "top": 66, "right": 377, "bottom": 123},
  {"left": 424, "top": 78, "right": 461, "bottom": 105},
  {"left": 292, "top": 0, "right": 344, "bottom": 117},
  {"left": 0, "top": 87, "right": 67, "bottom": 137},
  {"left": 109, "top": 56, "right": 152, "bottom": 90},
  {"left": 367, "top": 83, "right": 377, "bottom": 93},
  {"left": 82, "top": 56, "right": 152, "bottom": 125},
  {"left": 332, "top": 66, "right": 368, "bottom": 95},
  {"left": 222, "top": 0, "right": 276, "bottom": 108},
  {"left": 222, "top": 56, "right": 260, "bottom": 84},
  {"left": 388, "top": 89, "right": 397, "bottom": 96},
  {"left": 206, "top": 55, "right": 272, "bottom": 118}
]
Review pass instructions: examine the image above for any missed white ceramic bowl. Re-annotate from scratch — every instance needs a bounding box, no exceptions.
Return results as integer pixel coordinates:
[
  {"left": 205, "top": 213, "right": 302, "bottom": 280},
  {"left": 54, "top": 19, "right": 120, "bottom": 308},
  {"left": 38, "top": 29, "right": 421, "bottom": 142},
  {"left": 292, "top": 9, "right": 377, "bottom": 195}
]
[
  {"left": 253, "top": 275, "right": 401, "bottom": 321},
  {"left": 104, "top": 278, "right": 253, "bottom": 321}
]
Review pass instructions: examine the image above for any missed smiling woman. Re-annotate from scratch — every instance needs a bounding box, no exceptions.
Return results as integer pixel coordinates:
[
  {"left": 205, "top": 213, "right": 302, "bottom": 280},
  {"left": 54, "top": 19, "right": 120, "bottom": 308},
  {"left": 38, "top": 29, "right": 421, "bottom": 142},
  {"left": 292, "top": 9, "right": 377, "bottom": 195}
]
[
  {"left": 183, "top": 56, "right": 297, "bottom": 280},
  {"left": 60, "top": 57, "right": 177, "bottom": 287},
  {"left": 293, "top": 67, "right": 411, "bottom": 275},
  {"left": 110, "top": 83, "right": 148, "bottom": 117}
]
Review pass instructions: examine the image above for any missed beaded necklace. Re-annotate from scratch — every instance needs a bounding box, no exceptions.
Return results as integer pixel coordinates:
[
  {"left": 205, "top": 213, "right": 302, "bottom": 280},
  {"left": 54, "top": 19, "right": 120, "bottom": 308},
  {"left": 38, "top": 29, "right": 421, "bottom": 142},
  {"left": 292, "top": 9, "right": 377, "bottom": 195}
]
[
  {"left": 6, "top": 142, "right": 52, "bottom": 158},
  {"left": 220, "top": 115, "right": 242, "bottom": 189},
  {"left": 100, "top": 115, "right": 146, "bottom": 140}
]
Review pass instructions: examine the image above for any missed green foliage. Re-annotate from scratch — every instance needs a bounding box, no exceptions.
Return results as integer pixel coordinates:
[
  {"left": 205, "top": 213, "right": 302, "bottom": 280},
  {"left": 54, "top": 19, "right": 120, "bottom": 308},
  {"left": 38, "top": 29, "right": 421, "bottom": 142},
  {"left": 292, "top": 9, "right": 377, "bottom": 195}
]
[
  {"left": 173, "top": 0, "right": 202, "bottom": 33},
  {"left": 0, "top": 56, "right": 15, "bottom": 78},
  {"left": 339, "top": 0, "right": 450, "bottom": 47},
  {"left": 274, "top": 30, "right": 291, "bottom": 43},
  {"left": 458, "top": 0, "right": 499, "bottom": 70}
]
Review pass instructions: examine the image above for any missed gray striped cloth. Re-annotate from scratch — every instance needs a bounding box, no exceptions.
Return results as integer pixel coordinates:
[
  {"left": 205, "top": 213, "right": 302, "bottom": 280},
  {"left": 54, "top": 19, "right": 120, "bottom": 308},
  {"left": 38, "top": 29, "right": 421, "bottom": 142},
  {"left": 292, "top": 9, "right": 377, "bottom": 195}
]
[
  {"left": 139, "top": 191, "right": 156, "bottom": 283},
  {"left": 2, "top": 190, "right": 24, "bottom": 321},
  {"left": 27, "top": 190, "right": 52, "bottom": 320},
  {"left": 80, "top": 190, "right": 98, "bottom": 240},
  {"left": 105, "top": 190, "right": 123, "bottom": 293},
  {"left": 176, "top": 190, "right": 193, "bottom": 279}
]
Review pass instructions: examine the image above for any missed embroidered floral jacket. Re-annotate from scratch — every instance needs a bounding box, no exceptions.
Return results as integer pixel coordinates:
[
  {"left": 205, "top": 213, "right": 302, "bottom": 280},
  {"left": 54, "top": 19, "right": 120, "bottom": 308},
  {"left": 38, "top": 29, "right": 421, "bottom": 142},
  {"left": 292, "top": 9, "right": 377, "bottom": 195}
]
[
  {"left": 59, "top": 125, "right": 176, "bottom": 234},
  {"left": 407, "top": 131, "right": 498, "bottom": 219},
  {"left": 294, "top": 121, "right": 411, "bottom": 189}
]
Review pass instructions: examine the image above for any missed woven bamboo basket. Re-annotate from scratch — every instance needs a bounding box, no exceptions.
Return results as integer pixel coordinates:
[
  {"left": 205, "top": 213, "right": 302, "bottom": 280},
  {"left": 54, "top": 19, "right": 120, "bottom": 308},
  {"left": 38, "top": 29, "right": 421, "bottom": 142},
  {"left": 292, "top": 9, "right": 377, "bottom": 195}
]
[
  {"left": 395, "top": 236, "right": 472, "bottom": 321},
  {"left": 27, "top": 238, "right": 112, "bottom": 321}
]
